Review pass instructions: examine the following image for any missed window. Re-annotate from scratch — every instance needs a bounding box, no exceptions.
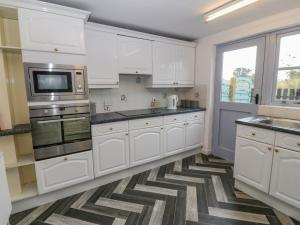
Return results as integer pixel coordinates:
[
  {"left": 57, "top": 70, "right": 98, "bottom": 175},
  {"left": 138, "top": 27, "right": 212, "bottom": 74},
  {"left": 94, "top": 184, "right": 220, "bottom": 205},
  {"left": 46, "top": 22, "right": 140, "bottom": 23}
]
[{"left": 273, "top": 31, "right": 300, "bottom": 104}]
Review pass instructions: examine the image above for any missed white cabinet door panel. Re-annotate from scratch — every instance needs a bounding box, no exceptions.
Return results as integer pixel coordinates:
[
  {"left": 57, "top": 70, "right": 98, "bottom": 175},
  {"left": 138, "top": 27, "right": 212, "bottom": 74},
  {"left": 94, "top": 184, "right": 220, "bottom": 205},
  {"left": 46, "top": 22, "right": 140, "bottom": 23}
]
[
  {"left": 130, "top": 127, "right": 162, "bottom": 166},
  {"left": 152, "top": 42, "right": 176, "bottom": 85},
  {"left": 86, "top": 29, "right": 118, "bottom": 87},
  {"left": 18, "top": 8, "right": 85, "bottom": 54},
  {"left": 234, "top": 137, "right": 273, "bottom": 193},
  {"left": 237, "top": 125, "right": 275, "bottom": 145},
  {"left": 93, "top": 133, "right": 129, "bottom": 177},
  {"left": 270, "top": 147, "right": 300, "bottom": 208},
  {"left": 186, "top": 120, "right": 203, "bottom": 150},
  {"left": 275, "top": 132, "right": 300, "bottom": 153},
  {"left": 164, "top": 123, "right": 186, "bottom": 156},
  {"left": 176, "top": 46, "right": 195, "bottom": 86},
  {"left": 35, "top": 151, "right": 94, "bottom": 194},
  {"left": 118, "top": 36, "right": 152, "bottom": 75}
]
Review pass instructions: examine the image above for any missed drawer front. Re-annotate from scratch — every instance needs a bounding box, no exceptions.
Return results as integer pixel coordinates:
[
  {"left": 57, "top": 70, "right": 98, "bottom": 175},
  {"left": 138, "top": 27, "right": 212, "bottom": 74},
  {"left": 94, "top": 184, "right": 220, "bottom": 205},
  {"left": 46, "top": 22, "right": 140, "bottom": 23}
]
[
  {"left": 92, "top": 121, "right": 128, "bottom": 136},
  {"left": 275, "top": 132, "right": 300, "bottom": 152},
  {"left": 186, "top": 112, "right": 204, "bottom": 122},
  {"left": 129, "top": 117, "right": 163, "bottom": 130},
  {"left": 237, "top": 125, "right": 275, "bottom": 144},
  {"left": 35, "top": 151, "right": 94, "bottom": 194},
  {"left": 164, "top": 114, "right": 186, "bottom": 125}
]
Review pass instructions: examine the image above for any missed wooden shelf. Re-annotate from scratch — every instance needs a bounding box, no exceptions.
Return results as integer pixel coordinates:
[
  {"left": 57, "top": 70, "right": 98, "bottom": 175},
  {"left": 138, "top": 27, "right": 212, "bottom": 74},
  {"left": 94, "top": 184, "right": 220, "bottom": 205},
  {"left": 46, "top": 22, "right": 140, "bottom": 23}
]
[
  {"left": 5, "top": 153, "right": 34, "bottom": 169},
  {"left": 11, "top": 182, "right": 38, "bottom": 202},
  {"left": 0, "top": 45, "right": 21, "bottom": 53}
]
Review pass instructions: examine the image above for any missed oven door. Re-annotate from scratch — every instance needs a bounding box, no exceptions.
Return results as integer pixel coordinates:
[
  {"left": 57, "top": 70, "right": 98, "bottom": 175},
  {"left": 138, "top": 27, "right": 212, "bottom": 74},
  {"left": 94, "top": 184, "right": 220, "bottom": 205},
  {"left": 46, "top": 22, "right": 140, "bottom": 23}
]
[{"left": 29, "top": 68, "right": 75, "bottom": 96}]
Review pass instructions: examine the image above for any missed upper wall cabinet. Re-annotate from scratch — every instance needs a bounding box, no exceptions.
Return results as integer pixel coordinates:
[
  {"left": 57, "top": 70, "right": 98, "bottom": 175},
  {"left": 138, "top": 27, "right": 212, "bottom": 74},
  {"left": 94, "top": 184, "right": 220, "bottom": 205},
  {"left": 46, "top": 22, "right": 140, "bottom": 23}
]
[
  {"left": 18, "top": 8, "right": 86, "bottom": 55},
  {"left": 85, "top": 27, "right": 119, "bottom": 88},
  {"left": 147, "top": 41, "right": 195, "bottom": 88},
  {"left": 117, "top": 36, "right": 153, "bottom": 75}
]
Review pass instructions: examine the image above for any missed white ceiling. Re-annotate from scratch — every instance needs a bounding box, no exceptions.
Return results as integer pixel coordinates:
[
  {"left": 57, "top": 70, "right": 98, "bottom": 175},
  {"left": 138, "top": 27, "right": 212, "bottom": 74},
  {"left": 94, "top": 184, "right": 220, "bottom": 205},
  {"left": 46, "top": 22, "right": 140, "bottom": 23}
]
[{"left": 40, "top": 0, "right": 300, "bottom": 41}]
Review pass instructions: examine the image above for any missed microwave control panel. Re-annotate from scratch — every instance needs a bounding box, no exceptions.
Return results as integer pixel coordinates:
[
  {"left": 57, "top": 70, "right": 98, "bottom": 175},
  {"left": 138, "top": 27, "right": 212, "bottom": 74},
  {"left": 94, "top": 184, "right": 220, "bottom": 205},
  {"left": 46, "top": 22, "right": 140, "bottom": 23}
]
[{"left": 75, "top": 70, "right": 85, "bottom": 93}]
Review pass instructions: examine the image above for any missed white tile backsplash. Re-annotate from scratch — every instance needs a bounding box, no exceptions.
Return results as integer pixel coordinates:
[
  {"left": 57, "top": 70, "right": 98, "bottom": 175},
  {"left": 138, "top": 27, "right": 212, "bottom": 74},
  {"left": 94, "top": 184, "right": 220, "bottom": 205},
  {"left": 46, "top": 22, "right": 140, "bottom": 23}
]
[
  {"left": 258, "top": 105, "right": 300, "bottom": 120},
  {"left": 89, "top": 76, "right": 184, "bottom": 113}
]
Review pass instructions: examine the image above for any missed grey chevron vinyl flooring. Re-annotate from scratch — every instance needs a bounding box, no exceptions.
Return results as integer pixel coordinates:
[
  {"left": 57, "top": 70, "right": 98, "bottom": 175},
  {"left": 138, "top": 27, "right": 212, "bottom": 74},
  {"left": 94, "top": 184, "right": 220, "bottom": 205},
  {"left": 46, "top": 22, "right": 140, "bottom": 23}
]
[{"left": 10, "top": 154, "right": 300, "bottom": 225}]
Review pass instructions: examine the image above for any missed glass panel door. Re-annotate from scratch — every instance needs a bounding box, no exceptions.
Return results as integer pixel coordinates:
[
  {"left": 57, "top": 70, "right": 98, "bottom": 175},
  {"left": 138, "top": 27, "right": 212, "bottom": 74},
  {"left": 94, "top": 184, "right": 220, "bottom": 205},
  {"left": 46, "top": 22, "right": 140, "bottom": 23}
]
[{"left": 63, "top": 114, "right": 91, "bottom": 142}]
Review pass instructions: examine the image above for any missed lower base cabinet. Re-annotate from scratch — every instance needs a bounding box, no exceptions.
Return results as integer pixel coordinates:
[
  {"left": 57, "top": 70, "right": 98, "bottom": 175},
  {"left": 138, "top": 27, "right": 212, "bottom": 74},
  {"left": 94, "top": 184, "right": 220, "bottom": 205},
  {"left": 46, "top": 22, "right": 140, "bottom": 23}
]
[
  {"left": 270, "top": 147, "right": 300, "bottom": 208},
  {"left": 93, "top": 132, "right": 129, "bottom": 177},
  {"left": 130, "top": 127, "right": 163, "bottom": 166},
  {"left": 234, "top": 137, "right": 273, "bottom": 193},
  {"left": 164, "top": 123, "right": 186, "bottom": 156},
  {"left": 185, "top": 120, "right": 203, "bottom": 150},
  {"left": 35, "top": 151, "right": 94, "bottom": 194}
]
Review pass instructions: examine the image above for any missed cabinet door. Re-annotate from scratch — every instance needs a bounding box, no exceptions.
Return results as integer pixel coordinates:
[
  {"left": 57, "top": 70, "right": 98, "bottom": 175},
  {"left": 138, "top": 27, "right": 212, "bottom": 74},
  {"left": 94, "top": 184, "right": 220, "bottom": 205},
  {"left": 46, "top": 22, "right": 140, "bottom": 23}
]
[
  {"left": 35, "top": 151, "right": 94, "bottom": 194},
  {"left": 130, "top": 127, "right": 162, "bottom": 166},
  {"left": 176, "top": 46, "right": 195, "bottom": 86},
  {"left": 270, "top": 147, "right": 300, "bottom": 208},
  {"left": 18, "top": 8, "right": 85, "bottom": 54},
  {"left": 164, "top": 123, "right": 186, "bottom": 156},
  {"left": 234, "top": 137, "right": 273, "bottom": 193},
  {"left": 93, "top": 132, "right": 129, "bottom": 177},
  {"left": 185, "top": 120, "right": 203, "bottom": 150},
  {"left": 118, "top": 36, "right": 152, "bottom": 75},
  {"left": 0, "top": 154, "right": 11, "bottom": 225},
  {"left": 86, "top": 29, "right": 119, "bottom": 88},
  {"left": 152, "top": 42, "right": 176, "bottom": 85}
]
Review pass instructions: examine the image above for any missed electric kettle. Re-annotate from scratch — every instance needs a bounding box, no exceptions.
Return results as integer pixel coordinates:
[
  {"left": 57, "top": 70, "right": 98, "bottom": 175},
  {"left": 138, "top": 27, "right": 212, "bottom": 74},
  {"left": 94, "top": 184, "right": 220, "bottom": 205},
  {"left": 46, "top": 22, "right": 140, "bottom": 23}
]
[{"left": 167, "top": 95, "right": 178, "bottom": 109}]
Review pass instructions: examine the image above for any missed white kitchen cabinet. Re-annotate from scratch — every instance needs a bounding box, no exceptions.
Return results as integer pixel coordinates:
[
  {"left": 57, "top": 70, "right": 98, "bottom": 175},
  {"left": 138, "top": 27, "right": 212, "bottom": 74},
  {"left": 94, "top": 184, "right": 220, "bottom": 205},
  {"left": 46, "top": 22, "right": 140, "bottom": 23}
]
[
  {"left": 93, "top": 132, "right": 129, "bottom": 177},
  {"left": 152, "top": 42, "right": 176, "bottom": 85},
  {"left": 0, "top": 153, "right": 11, "bottom": 225},
  {"left": 35, "top": 151, "right": 94, "bottom": 194},
  {"left": 118, "top": 35, "right": 152, "bottom": 75},
  {"left": 185, "top": 120, "right": 203, "bottom": 150},
  {"left": 86, "top": 28, "right": 119, "bottom": 88},
  {"left": 164, "top": 123, "right": 186, "bottom": 156},
  {"left": 270, "top": 147, "right": 300, "bottom": 208},
  {"left": 130, "top": 127, "right": 162, "bottom": 166},
  {"left": 176, "top": 46, "right": 195, "bottom": 86},
  {"left": 18, "top": 8, "right": 85, "bottom": 54},
  {"left": 234, "top": 137, "right": 273, "bottom": 193}
]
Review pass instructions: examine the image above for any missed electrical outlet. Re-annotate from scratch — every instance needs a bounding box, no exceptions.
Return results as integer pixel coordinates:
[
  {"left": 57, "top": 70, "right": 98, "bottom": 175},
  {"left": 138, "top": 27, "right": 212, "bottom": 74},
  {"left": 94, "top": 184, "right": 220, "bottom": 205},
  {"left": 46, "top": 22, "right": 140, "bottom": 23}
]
[
  {"left": 104, "top": 102, "right": 112, "bottom": 111},
  {"left": 121, "top": 94, "right": 127, "bottom": 101}
]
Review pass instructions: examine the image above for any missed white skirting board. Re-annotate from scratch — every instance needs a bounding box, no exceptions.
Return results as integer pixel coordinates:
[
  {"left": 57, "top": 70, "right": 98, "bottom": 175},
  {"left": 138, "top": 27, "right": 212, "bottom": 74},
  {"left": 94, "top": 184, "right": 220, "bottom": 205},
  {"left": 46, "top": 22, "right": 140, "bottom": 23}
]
[
  {"left": 235, "top": 180, "right": 300, "bottom": 221},
  {"left": 12, "top": 148, "right": 200, "bottom": 214}
]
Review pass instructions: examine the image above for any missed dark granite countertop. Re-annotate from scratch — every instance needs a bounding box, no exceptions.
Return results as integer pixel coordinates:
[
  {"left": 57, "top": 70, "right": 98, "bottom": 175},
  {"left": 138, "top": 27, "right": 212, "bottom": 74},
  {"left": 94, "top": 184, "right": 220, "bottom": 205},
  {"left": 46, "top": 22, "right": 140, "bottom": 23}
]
[
  {"left": 236, "top": 116, "right": 300, "bottom": 135},
  {"left": 0, "top": 124, "right": 31, "bottom": 137},
  {"left": 91, "top": 107, "right": 206, "bottom": 125}
]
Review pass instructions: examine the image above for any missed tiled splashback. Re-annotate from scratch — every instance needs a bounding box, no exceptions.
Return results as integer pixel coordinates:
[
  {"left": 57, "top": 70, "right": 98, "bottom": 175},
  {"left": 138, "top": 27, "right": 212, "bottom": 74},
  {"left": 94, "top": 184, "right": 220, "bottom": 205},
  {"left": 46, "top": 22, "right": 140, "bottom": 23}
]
[
  {"left": 89, "top": 76, "right": 185, "bottom": 113},
  {"left": 258, "top": 105, "right": 300, "bottom": 120}
]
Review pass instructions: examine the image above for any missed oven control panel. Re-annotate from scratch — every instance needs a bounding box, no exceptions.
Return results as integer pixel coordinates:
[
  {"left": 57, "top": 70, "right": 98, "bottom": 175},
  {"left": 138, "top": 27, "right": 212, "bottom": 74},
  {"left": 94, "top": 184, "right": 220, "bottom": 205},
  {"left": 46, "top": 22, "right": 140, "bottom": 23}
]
[{"left": 75, "top": 70, "right": 85, "bottom": 93}]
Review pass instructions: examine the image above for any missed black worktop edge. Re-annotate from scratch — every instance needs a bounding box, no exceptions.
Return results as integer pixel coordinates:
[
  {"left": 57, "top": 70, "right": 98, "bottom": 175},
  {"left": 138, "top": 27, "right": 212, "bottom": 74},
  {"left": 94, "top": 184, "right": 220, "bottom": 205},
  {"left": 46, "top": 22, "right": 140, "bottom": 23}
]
[
  {"left": 0, "top": 124, "right": 31, "bottom": 137},
  {"left": 236, "top": 118, "right": 300, "bottom": 135},
  {"left": 91, "top": 107, "right": 206, "bottom": 125}
]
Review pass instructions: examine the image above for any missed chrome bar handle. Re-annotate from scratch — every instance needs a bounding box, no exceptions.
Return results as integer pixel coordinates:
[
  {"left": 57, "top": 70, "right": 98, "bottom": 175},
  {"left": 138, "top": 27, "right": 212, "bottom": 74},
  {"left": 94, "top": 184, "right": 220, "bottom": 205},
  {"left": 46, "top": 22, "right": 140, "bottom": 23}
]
[{"left": 37, "top": 117, "right": 87, "bottom": 124}]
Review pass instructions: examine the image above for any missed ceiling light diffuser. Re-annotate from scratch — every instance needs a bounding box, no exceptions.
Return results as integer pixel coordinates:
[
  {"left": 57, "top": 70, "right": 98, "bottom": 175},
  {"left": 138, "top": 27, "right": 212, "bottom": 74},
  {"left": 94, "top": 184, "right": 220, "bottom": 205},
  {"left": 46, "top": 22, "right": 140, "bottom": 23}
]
[{"left": 204, "top": 0, "right": 260, "bottom": 22}]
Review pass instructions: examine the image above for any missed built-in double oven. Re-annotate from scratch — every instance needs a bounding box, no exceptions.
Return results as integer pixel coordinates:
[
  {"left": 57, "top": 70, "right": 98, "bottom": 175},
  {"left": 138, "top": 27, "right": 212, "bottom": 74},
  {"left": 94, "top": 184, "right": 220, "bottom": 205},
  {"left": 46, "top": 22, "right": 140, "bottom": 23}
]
[{"left": 30, "top": 104, "right": 91, "bottom": 161}]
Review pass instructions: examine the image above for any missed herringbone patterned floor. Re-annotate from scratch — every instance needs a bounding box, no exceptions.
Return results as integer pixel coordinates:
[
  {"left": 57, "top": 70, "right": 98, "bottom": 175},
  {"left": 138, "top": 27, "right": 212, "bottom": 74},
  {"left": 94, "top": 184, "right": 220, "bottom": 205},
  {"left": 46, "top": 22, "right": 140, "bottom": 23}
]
[{"left": 10, "top": 154, "right": 300, "bottom": 225}]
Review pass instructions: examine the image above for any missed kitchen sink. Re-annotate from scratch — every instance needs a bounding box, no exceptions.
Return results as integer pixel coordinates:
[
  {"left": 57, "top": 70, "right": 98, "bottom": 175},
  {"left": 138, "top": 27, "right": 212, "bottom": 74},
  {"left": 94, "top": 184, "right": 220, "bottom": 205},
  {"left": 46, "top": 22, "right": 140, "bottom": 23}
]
[{"left": 253, "top": 117, "right": 300, "bottom": 130}]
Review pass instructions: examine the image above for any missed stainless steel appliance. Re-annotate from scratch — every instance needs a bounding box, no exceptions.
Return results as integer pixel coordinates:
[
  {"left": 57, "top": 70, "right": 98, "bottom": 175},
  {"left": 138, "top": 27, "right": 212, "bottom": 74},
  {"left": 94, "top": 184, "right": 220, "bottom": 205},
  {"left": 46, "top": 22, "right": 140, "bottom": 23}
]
[
  {"left": 30, "top": 103, "right": 92, "bottom": 161},
  {"left": 24, "top": 63, "right": 88, "bottom": 102}
]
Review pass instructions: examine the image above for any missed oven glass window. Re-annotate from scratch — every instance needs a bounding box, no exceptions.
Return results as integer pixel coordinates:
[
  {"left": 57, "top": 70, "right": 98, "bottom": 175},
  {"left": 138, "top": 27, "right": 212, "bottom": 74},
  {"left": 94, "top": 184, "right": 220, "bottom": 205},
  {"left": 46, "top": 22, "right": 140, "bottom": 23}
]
[
  {"left": 63, "top": 114, "right": 91, "bottom": 142},
  {"left": 33, "top": 71, "right": 73, "bottom": 93}
]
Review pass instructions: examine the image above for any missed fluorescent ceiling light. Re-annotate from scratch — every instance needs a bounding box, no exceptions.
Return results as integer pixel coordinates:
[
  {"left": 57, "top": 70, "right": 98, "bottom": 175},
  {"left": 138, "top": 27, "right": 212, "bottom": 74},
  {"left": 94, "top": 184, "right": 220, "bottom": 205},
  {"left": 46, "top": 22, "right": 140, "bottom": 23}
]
[{"left": 204, "top": 0, "right": 260, "bottom": 22}]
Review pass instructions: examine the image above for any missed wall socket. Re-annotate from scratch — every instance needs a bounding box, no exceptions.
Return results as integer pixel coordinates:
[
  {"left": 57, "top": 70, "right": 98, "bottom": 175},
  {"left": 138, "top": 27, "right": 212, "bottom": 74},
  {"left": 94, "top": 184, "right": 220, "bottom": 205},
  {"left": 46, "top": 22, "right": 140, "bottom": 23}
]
[{"left": 104, "top": 102, "right": 112, "bottom": 111}]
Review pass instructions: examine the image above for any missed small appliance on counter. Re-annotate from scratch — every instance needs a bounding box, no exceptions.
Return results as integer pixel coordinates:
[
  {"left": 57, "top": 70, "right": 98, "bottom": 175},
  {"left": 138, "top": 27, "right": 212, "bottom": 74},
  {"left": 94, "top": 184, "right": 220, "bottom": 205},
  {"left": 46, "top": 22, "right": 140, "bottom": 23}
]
[
  {"left": 181, "top": 99, "right": 199, "bottom": 109},
  {"left": 167, "top": 95, "right": 178, "bottom": 109}
]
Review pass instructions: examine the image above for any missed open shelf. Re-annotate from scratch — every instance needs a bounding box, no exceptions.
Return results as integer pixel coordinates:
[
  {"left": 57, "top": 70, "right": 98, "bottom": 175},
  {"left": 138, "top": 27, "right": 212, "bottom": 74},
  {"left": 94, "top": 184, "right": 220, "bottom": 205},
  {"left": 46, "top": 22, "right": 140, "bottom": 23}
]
[
  {"left": 5, "top": 153, "right": 34, "bottom": 169},
  {"left": 11, "top": 182, "right": 38, "bottom": 202},
  {"left": 0, "top": 45, "right": 21, "bottom": 53}
]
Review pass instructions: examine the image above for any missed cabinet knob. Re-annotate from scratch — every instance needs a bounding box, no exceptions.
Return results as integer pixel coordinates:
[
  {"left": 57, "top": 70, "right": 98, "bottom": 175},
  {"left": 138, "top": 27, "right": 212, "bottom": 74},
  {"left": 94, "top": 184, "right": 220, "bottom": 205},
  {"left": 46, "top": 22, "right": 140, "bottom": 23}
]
[
  {"left": 161, "top": 127, "right": 163, "bottom": 130},
  {"left": 54, "top": 48, "right": 59, "bottom": 52},
  {"left": 64, "top": 157, "right": 68, "bottom": 161},
  {"left": 125, "top": 133, "right": 128, "bottom": 135},
  {"left": 146, "top": 122, "right": 149, "bottom": 125},
  {"left": 136, "top": 71, "right": 139, "bottom": 74},
  {"left": 116, "top": 81, "right": 119, "bottom": 85},
  {"left": 173, "top": 118, "right": 177, "bottom": 121},
  {"left": 194, "top": 115, "right": 198, "bottom": 118},
  {"left": 267, "top": 147, "right": 272, "bottom": 151},
  {"left": 109, "top": 127, "right": 113, "bottom": 131},
  {"left": 251, "top": 132, "right": 256, "bottom": 136},
  {"left": 275, "top": 149, "right": 279, "bottom": 153}
]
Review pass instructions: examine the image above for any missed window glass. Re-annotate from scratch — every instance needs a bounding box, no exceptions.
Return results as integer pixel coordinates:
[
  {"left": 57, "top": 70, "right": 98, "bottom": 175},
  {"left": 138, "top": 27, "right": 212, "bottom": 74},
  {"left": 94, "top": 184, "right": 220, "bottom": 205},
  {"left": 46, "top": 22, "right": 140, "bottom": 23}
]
[{"left": 278, "top": 33, "right": 300, "bottom": 67}]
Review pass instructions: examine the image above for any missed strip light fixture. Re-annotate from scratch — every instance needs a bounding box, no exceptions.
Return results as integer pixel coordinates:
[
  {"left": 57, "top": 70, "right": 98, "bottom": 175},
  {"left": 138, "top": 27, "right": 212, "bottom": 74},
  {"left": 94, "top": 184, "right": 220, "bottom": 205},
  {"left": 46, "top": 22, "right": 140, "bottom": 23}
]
[{"left": 204, "top": 0, "right": 260, "bottom": 22}]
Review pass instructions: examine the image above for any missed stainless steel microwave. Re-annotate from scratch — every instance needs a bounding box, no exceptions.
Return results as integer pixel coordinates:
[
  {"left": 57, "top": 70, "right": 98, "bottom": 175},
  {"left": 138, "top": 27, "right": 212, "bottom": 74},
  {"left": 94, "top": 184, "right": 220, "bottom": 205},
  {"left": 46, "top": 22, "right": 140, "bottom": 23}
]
[{"left": 24, "top": 63, "right": 89, "bottom": 102}]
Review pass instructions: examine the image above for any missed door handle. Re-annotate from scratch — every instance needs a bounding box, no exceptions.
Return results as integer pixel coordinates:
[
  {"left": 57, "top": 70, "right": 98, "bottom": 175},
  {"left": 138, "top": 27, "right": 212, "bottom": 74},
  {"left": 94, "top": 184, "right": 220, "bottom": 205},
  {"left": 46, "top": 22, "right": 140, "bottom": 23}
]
[{"left": 250, "top": 94, "right": 260, "bottom": 104}]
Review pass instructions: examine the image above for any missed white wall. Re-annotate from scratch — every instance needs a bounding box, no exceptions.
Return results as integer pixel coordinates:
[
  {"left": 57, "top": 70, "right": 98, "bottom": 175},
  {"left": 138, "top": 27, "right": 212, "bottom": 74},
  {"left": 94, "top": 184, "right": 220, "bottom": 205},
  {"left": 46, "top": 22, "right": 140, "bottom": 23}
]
[{"left": 196, "top": 7, "right": 300, "bottom": 154}]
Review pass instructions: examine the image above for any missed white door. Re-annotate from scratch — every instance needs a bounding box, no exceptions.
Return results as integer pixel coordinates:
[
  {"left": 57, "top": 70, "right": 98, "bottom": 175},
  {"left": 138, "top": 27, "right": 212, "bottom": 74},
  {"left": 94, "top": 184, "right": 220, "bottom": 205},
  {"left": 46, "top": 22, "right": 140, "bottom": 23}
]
[
  {"left": 234, "top": 137, "right": 273, "bottom": 193},
  {"left": 18, "top": 8, "right": 85, "bottom": 54},
  {"left": 93, "top": 132, "right": 129, "bottom": 177},
  {"left": 152, "top": 42, "right": 176, "bottom": 85},
  {"left": 164, "top": 123, "right": 186, "bottom": 156},
  {"left": 35, "top": 151, "right": 94, "bottom": 194},
  {"left": 86, "top": 29, "right": 119, "bottom": 87},
  {"left": 130, "top": 127, "right": 162, "bottom": 166},
  {"left": 118, "top": 36, "right": 152, "bottom": 75},
  {"left": 270, "top": 147, "right": 300, "bottom": 208},
  {"left": 185, "top": 120, "right": 203, "bottom": 150},
  {"left": 176, "top": 46, "right": 195, "bottom": 86},
  {"left": 0, "top": 153, "right": 11, "bottom": 225}
]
